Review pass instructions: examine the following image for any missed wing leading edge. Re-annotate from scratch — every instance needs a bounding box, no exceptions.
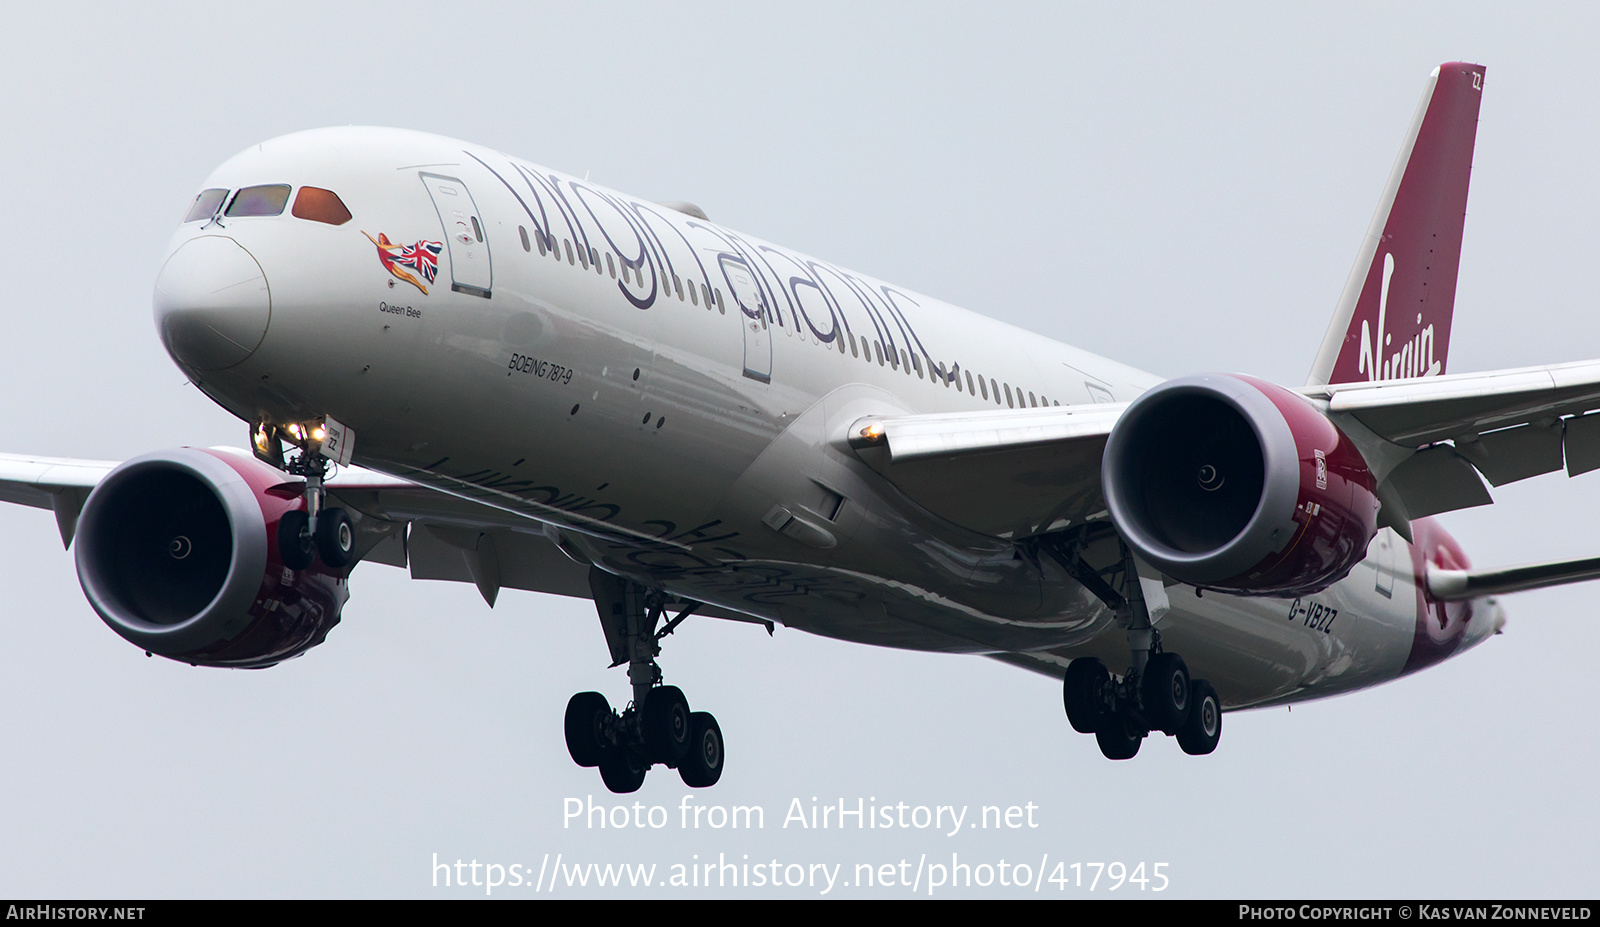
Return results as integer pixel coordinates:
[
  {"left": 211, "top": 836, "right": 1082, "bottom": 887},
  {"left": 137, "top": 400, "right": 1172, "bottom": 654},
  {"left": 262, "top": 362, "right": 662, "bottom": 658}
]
[{"left": 847, "top": 358, "right": 1600, "bottom": 544}]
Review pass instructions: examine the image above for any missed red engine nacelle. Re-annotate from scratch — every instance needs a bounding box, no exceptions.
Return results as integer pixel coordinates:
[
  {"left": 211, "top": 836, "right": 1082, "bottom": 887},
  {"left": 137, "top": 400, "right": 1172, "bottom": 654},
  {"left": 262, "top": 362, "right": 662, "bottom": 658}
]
[
  {"left": 74, "top": 447, "right": 348, "bottom": 668},
  {"left": 1101, "top": 373, "right": 1378, "bottom": 596}
]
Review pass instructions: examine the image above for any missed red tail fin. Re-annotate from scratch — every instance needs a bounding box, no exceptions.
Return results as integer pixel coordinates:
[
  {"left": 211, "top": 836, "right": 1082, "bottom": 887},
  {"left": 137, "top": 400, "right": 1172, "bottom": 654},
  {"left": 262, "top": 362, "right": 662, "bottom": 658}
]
[{"left": 1307, "top": 63, "right": 1485, "bottom": 386}]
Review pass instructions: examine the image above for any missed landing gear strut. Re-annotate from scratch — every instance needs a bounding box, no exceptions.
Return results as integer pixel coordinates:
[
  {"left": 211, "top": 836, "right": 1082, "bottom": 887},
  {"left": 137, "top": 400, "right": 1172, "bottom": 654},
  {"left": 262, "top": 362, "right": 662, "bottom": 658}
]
[
  {"left": 1042, "top": 531, "right": 1222, "bottom": 760},
  {"left": 564, "top": 568, "right": 725, "bottom": 793},
  {"left": 265, "top": 422, "right": 356, "bottom": 573}
]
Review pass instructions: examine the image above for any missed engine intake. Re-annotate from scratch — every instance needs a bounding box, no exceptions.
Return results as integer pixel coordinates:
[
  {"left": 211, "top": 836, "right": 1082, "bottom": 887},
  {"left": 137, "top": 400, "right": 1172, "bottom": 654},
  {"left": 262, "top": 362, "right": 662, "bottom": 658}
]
[
  {"left": 74, "top": 447, "right": 347, "bottom": 667},
  {"left": 1102, "top": 374, "right": 1377, "bottom": 596}
]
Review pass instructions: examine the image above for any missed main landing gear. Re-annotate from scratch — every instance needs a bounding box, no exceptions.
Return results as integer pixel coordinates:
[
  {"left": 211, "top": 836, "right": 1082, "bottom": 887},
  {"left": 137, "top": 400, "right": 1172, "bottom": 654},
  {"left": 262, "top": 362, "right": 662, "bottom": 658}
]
[
  {"left": 1061, "top": 651, "right": 1221, "bottom": 759},
  {"left": 1041, "top": 533, "right": 1222, "bottom": 760},
  {"left": 564, "top": 569, "right": 725, "bottom": 793}
]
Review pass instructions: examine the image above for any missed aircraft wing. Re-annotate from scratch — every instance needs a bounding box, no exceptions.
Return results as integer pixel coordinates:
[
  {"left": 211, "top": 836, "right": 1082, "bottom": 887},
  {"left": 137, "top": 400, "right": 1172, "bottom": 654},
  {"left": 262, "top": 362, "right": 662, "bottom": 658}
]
[
  {"left": 0, "top": 449, "right": 770, "bottom": 626},
  {"left": 0, "top": 453, "right": 119, "bottom": 548},
  {"left": 1310, "top": 359, "right": 1600, "bottom": 445},
  {"left": 848, "top": 403, "right": 1125, "bottom": 538},
  {"left": 851, "top": 357, "right": 1600, "bottom": 541},
  {"left": 0, "top": 450, "right": 600, "bottom": 606},
  {"left": 1309, "top": 358, "right": 1600, "bottom": 519}
]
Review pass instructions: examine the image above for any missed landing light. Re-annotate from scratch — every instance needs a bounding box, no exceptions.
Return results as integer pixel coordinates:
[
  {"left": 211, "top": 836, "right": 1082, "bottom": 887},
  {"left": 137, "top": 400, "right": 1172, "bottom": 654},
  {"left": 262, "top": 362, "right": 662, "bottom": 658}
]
[
  {"left": 270, "top": 416, "right": 355, "bottom": 467},
  {"left": 847, "top": 419, "right": 887, "bottom": 450}
]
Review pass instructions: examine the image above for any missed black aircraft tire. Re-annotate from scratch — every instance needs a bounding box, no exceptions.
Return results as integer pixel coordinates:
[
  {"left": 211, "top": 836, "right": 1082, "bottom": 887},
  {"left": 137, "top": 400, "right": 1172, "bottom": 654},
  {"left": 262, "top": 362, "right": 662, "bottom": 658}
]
[
  {"left": 1142, "top": 652, "right": 1191, "bottom": 735},
  {"left": 678, "top": 712, "right": 724, "bottom": 788},
  {"left": 598, "top": 748, "right": 648, "bottom": 794},
  {"left": 1176, "top": 679, "right": 1222, "bottom": 756},
  {"left": 277, "top": 511, "right": 315, "bottom": 571},
  {"left": 315, "top": 507, "right": 356, "bottom": 568},
  {"left": 642, "top": 685, "right": 692, "bottom": 766},
  {"left": 564, "top": 691, "right": 612, "bottom": 768},
  {"left": 1094, "top": 714, "right": 1143, "bottom": 760},
  {"left": 1063, "top": 658, "right": 1111, "bottom": 734}
]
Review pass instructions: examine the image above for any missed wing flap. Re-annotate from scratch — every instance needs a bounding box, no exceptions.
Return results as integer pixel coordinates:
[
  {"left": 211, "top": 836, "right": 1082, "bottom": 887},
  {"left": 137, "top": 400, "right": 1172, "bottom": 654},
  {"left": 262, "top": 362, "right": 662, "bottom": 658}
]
[
  {"left": 1382, "top": 444, "right": 1493, "bottom": 518},
  {"left": 1456, "top": 421, "right": 1564, "bottom": 486},
  {"left": 1564, "top": 412, "right": 1600, "bottom": 476}
]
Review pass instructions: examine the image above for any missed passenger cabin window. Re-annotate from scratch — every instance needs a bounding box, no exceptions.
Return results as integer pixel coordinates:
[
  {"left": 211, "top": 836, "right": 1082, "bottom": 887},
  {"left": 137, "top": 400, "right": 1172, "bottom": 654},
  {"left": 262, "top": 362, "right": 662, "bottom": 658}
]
[
  {"left": 226, "top": 184, "right": 291, "bottom": 217},
  {"left": 183, "top": 188, "right": 229, "bottom": 223},
  {"left": 291, "top": 187, "right": 351, "bottom": 226},
  {"left": 519, "top": 226, "right": 531, "bottom": 252},
  {"left": 606, "top": 253, "right": 616, "bottom": 278}
]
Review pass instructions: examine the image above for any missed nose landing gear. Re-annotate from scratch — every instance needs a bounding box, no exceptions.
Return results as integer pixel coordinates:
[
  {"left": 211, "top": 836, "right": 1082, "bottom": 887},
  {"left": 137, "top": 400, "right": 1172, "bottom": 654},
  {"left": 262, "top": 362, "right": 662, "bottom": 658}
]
[
  {"left": 259, "top": 418, "right": 358, "bottom": 571},
  {"left": 565, "top": 569, "right": 725, "bottom": 792}
]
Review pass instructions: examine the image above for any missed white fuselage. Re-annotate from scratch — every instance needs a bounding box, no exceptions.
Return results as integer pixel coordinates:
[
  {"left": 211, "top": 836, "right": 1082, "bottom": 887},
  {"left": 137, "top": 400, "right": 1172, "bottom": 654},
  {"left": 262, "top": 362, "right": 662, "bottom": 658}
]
[{"left": 157, "top": 127, "right": 1502, "bottom": 710}]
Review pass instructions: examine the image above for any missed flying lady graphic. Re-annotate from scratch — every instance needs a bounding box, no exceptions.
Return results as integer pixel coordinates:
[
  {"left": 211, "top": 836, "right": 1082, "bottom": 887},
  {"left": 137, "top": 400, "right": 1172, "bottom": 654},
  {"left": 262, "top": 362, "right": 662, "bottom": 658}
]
[{"left": 363, "top": 231, "right": 444, "bottom": 294}]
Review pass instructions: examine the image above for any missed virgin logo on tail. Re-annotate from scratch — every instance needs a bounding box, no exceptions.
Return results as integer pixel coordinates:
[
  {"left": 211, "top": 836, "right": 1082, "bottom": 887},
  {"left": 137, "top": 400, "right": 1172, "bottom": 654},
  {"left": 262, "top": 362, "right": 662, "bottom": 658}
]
[
  {"left": 1356, "top": 253, "right": 1441, "bottom": 383},
  {"left": 1309, "top": 63, "right": 1482, "bottom": 388}
]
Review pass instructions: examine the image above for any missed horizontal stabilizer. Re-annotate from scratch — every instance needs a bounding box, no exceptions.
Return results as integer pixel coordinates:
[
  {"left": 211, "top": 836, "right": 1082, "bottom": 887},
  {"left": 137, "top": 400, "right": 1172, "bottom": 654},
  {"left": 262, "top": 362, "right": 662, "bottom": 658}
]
[{"left": 1428, "top": 555, "right": 1600, "bottom": 601}]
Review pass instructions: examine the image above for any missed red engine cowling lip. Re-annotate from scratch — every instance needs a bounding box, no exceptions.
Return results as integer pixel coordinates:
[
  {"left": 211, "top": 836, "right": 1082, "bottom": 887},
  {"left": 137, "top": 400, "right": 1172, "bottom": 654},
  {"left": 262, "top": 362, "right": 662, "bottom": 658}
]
[
  {"left": 74, "top": 447, "right": 271, "bottom": 656},
  {"left": 1101, "top": 373, "right": 1306, "bottom": 585}
]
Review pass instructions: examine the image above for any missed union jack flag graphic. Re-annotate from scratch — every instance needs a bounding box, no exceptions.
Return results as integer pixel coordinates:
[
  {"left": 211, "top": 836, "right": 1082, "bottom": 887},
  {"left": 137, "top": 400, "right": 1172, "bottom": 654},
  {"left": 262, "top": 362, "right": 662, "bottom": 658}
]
[
  {"left": 394, "top": 239, "right": 443, "bottom": 283},
  {"left": 362, "top": 231, "right": 444, "bottom": 295}
]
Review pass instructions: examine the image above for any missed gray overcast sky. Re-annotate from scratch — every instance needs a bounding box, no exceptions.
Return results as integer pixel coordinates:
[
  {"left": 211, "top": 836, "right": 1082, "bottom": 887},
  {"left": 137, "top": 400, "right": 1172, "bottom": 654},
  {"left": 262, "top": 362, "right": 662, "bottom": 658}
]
[{"left": 1, "top": 2, "right": 1597, "bottom": 898}]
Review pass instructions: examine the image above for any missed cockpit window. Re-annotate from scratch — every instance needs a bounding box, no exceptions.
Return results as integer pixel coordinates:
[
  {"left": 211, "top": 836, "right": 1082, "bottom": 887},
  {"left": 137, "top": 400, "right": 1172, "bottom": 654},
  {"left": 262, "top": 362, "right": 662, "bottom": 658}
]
[
  {"left": 225, "top": 184, "right": 292, "bottom": 217},
  {"left": 183, "top": 188, "right": 229, "bottom": 223},
  {"left": 291, "top": 186, "right": 352, "bottom": 226}
]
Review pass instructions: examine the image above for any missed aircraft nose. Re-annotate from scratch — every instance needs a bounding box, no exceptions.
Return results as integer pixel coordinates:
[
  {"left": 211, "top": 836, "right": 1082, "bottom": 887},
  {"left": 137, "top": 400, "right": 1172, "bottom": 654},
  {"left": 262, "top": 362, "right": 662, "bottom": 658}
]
[{"left": 153, "top": 236, "right": 271, "bottom": 370}]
